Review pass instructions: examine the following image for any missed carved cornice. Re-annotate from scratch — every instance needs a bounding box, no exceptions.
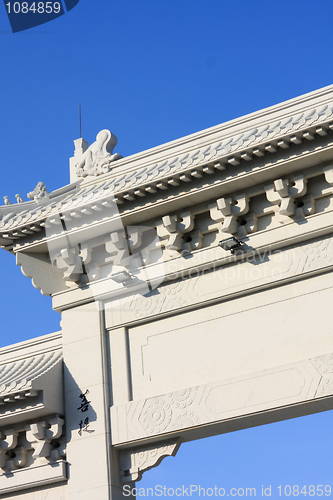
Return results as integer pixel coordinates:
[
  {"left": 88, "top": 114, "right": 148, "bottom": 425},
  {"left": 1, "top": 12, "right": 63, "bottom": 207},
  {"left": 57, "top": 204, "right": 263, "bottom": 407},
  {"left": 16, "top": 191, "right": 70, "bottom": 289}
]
[
  {"left": 1, "top": 90, "right": 333, "bottom": 302},
  {"left": 1, "top": 86, "right": 333, "bottom": 244}
]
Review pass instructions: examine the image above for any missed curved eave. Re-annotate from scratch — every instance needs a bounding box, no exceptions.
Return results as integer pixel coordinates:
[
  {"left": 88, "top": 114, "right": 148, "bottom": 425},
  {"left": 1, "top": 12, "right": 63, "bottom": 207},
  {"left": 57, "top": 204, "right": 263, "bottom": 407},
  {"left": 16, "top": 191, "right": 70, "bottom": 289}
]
[
  {"left": 0, "top": 349, "right": 63, "bottom": 425},
  {"left": 1, "top": 86, "right": 333, "bottom": 241}
]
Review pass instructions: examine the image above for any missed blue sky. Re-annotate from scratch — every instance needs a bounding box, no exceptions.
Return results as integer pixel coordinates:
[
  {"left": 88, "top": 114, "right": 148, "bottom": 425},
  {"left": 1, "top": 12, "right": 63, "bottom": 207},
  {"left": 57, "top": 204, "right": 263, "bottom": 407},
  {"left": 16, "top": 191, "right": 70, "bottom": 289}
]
[{"left": 0, "top": 0, "right": 332, "bottom": 497}]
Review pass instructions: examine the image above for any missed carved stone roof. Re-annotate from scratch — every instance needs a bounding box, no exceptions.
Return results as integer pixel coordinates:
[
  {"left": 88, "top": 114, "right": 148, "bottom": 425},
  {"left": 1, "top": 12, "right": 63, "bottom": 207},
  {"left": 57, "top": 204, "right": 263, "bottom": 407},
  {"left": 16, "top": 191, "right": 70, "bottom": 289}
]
[
  {"left": 0, "top": 349, "right": 62, "bottom": 401},
  {"left": 0, "top": 347, "right": 63, "bottom": 425},
  {"left": 1, "top": 85, "right": 333, "bottom": 247}
]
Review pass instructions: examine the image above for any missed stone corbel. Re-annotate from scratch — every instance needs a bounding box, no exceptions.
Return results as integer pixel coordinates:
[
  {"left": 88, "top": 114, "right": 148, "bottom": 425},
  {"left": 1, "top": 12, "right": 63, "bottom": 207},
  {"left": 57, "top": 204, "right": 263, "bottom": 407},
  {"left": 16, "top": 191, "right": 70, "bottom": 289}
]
[
  {"left": 80, "top": 243, "right": 100, "bottom": 281},
  {"left": 323, "top": 165, "right": 333, "bottom": 189},
  {"left": 105, "top": 230, "right": 137, "bottom": 269},
  {"left": 105, "top": 231, "right": 130, "bottom": 265},
  {"left": 4, "top": 447, "right": 27, "bottom": 473},
  {"left": 52, "top": 229, "right": 142, "bottom": 288},
  {"left": 54, "top": 247, "right": 83, "bottom": 284},
  {"left": 156, "top": 215, "right": 183, "bottom": 254},
  {"left": 0, "top": 429, "right": 18, "bottom": 470},
  {"left": 0, "top": 429, "right": 27, "bottom": 472},
  {"left": 156, "top": 211, "right": 195, "bottom": 255},
  {"left": 126, "top": 227, "right": 143, "bottom": 253},
  {"left": 183, "top": 230, "right": 203, "bottom": 252},
  {"left": 25, "top": 417, "right": 64, "bottom": 462},
  {"left": 237, "top": 213, "right": 258, "bottom": 238},
  {"left": 0, "top": 450, "right": 6, "bottom": 469},
  {"left": 294, "top": 194, "right": 315, "bottom": 219},
  {"left": 80, "top": 245, "right": 93, "bottom": 266},
  {"left": 209, "top": 194, "right": 249, "bottom": 235},
  {"left": 0, "top": 429, "right": 18, "bottom": 451},
  {"left": 119, "top": 439, "right": 181, "bottom": 483},
  {"left": 265, "top": 174, "right": 308, "bottom": 221}
]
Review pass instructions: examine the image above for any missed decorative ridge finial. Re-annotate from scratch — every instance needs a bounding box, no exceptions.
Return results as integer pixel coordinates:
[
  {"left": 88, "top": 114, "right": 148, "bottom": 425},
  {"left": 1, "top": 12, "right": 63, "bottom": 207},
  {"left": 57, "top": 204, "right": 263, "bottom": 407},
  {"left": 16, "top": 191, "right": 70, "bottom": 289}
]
[
  {"left": 75, "top": 129, "right": 123, "bottom": 178},
  {"left": 27, "top": 182, "right": 50, "bottom": 204}
]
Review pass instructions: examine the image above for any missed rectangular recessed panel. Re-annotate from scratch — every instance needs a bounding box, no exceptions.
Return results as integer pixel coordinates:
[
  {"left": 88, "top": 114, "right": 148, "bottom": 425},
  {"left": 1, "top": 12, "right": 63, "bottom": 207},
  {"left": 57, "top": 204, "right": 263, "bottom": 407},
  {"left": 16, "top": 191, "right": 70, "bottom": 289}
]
[{"left": 128, "top": 277, "right": 333, "bottom": 400}]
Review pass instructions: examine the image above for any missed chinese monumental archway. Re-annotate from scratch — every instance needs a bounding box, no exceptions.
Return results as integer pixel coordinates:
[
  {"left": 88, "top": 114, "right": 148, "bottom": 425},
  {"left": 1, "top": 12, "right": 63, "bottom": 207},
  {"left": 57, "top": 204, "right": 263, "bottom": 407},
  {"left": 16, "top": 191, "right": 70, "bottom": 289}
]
[{"left": 1, "top": 86, "right": 333, "bottom": 499}]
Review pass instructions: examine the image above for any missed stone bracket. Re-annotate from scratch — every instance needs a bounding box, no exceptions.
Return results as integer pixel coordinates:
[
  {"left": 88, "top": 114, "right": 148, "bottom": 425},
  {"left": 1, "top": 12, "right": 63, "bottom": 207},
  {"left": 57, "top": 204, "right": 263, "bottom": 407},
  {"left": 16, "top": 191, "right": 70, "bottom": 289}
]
[
  {"left": 0, "top": 418, "right": 65, "bottom": 473},
  {"left": 0, "top": 429, "right": 19, "bottom": 470},
  {"left": 209, "top": 193, "right": 250, "bottom": 235},
  {"left": 0, "top": 416, "right": 65, "bottom": 473},
  {"left": 25, "top": 416, "right": 64, "bottom": 462},
  {"left": 265, "top": 174, "right": 308, "bottom": 219},
  {"left": 156, "top": 211, "right": 195, "bottom": 254},
  {"left": 323, "top": 165, "right": 333, "bottom": 188},
  {"left": 119, "top": 438, "right": 182, "bottom": 483}
]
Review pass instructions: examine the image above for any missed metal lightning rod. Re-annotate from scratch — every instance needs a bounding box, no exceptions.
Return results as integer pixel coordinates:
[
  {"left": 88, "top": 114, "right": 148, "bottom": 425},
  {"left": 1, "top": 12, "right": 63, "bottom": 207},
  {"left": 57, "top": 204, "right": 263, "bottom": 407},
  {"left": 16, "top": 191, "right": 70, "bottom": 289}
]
[{"left": 79, "top": 102, "right": 82, "bottom": 138}]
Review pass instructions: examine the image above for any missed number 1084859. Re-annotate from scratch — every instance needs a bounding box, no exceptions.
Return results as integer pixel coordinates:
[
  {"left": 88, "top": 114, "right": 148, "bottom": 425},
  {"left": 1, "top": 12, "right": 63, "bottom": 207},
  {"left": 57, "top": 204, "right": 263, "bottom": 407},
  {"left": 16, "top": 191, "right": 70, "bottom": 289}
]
[
  {"left": 5, "top": 2, "right": 61, "bottom": 14},
  {"left": 277, "top": 485, "right": 331, "bottom": 496}
]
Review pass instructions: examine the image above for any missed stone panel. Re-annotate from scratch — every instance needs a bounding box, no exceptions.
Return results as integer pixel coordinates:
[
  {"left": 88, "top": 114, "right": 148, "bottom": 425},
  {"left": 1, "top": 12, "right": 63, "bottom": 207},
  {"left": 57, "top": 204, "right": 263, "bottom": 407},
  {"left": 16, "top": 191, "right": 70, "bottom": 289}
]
[{"left": 111, "top": 356, "right": 329, "bottom": 445}]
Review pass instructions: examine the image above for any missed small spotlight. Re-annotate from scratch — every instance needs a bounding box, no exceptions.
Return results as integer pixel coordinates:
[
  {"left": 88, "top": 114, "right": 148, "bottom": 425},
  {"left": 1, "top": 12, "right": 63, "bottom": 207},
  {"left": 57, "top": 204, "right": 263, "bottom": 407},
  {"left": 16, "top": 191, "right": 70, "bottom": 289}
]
[
  {"left": 218, "top": 237, "right": 244, "bottom": 254},
  {"left": 110, "top": 271, "right": 133, "bottom": 284}
]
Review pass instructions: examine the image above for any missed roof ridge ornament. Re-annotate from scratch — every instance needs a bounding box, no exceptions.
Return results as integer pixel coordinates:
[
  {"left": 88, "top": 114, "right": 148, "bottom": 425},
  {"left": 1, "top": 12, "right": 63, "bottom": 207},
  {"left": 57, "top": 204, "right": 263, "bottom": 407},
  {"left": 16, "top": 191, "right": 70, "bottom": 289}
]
[
  {"left": 27, "top": 182, "right": 50, "bottom": 204},
  {"left": 75, "top": 129, "right": 123, "bottom": 179}
]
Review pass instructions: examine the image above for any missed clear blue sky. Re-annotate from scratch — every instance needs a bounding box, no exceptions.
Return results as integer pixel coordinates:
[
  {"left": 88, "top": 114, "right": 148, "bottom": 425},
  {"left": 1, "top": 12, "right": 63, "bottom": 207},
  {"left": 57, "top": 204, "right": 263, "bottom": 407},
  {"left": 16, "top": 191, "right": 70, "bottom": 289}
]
[{"left": 0, "top": 1, "right": 332, "bottom": 497}]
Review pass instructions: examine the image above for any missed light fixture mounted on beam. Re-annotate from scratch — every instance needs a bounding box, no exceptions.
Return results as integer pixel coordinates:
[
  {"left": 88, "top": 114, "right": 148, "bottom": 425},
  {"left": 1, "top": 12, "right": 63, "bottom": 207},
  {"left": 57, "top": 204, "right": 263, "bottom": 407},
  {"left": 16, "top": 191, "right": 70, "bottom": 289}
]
[
  {"left": 110, "top": 271, "right": 133, "bottom": 285},
  {"left": 218, "top": 236, "right": 244, "bottom": 254}
]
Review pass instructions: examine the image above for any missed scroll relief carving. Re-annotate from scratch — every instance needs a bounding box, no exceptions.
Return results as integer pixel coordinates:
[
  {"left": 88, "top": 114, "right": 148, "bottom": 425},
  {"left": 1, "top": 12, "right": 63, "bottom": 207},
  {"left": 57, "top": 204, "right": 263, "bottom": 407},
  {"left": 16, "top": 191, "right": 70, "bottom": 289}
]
[
  {"left": 300, "top": 235, "right": 333, "bottom": 273},
  {"left": 265, "top": 174, "right": 314, "bottom": 223},
  {"left": 75, "top": 129, "right": 122, "bottom": 178},
  {"left": 120, "top": 439, "right": 181, "bottom": 482},
  {"left": 0, "top": 417, "right": 65, "bottom": 474},
  {"left": 128, "top": 280, "right": 189, "bottom": 319}
]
